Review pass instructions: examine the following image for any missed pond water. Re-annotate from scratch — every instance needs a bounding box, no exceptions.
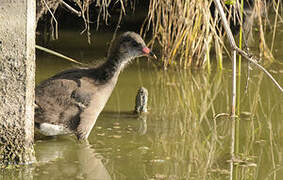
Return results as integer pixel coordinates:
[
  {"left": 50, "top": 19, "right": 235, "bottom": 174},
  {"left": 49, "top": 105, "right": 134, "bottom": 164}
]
[{"left": 1, "top": 24, "right": 283, "bottom": 179}]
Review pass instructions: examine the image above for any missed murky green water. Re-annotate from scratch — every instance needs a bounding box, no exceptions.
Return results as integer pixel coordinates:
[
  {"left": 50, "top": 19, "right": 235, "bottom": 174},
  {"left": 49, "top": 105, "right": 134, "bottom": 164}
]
[{"left": 2, "top": 24, "right": 283, "bottom": 179}]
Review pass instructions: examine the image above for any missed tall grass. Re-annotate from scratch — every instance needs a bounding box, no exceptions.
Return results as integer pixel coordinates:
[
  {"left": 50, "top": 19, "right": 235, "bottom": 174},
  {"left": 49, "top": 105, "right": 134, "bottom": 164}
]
[
  {"left": 143, "top": 0, "right": 281, "bottom": 69},
  {"left": 143, "top": 1, "right": 211, "bottom": 68}
]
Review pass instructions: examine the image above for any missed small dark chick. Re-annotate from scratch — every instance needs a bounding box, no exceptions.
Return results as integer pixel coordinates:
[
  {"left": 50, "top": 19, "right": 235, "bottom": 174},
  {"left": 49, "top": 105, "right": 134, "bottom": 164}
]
[{"left": 35, "top": 32, "right": 156, "bottom": 140}]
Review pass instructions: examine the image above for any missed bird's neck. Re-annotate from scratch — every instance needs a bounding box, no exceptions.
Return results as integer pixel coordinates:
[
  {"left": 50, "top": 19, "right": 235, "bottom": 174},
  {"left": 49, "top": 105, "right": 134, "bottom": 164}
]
[{"left": 94, "top": 55, "right": 129, "bottom": 84}]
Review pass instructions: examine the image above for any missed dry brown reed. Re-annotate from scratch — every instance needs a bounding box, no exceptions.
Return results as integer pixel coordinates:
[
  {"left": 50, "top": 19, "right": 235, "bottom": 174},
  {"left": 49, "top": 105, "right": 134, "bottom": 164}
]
[
  {"left": 143, "top": 0, "right": 281, "bottom": 69},
  {"left": 37, "top": 0, "right": 132, "bottom": 43}
]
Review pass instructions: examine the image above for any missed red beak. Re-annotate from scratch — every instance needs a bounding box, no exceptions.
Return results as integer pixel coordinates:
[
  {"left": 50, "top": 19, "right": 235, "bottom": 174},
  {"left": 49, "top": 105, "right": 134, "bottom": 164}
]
[{"left": 142, "top": 47, "right": 157, "bottom": 59}]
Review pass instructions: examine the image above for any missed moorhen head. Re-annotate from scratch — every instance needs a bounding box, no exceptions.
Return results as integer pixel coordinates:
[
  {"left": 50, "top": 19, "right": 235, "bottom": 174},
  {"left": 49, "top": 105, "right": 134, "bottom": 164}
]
[{"left": 108, "top": 32, "right": 156, "bottom": 64}]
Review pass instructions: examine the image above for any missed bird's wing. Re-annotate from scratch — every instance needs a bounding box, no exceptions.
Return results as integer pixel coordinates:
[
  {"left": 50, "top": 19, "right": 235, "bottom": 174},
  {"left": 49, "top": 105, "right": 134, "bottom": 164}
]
[{"left": 35, "top": 78, "right": 81, "bottom": 127}]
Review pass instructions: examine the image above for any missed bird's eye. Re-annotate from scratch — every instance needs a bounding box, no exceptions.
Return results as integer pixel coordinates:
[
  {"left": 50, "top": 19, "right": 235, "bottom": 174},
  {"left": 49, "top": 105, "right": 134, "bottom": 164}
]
[{"left": 132, "top": 41, "right": 139, "bottom": 47}]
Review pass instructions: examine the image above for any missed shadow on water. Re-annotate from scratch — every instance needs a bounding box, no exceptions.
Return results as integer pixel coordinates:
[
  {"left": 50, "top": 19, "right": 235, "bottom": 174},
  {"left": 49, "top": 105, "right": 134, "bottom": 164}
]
[
  {"left": 1, "top": 137, "right": 111, "bottom": 180},
  {"left": 2, "top": 24, "right": 283, "bottom": 179},
  {"left": 35, "top": 139, "right": 111, "bottom": 180}
]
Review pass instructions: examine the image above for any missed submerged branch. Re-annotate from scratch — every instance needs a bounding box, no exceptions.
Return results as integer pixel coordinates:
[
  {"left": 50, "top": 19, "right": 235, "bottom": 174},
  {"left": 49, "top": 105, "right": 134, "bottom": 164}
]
[
  {"left": 234, "top": 47, "right": 283, "bottom": 93},
  {"left": 213, "top": 0, "right": 283, "bottom": 93},
  {"left": 212, "top": 2, "right": 237, "bottom": 179},
  {"left": 213, "top": 0, "right": 282, "bottom": 179}
]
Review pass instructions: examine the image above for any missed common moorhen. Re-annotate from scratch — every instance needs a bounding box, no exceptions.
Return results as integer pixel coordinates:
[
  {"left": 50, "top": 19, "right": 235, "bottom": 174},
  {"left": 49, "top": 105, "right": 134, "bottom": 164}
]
[{"left": 35, "top": 32, "right": 156, "bottom": 140}]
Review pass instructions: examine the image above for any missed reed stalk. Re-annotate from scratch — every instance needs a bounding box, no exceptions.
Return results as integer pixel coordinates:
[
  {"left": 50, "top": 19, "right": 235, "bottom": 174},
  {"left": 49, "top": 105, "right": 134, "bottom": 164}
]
[
  {"left": 270, "top": 0, "right": 280, "bottom": 52},
  {"left": 35, "top": 45, "right": 85, "bottom": 65},
  {"left": 235, "top": 0, "right": 245, "bottom": 177}
]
